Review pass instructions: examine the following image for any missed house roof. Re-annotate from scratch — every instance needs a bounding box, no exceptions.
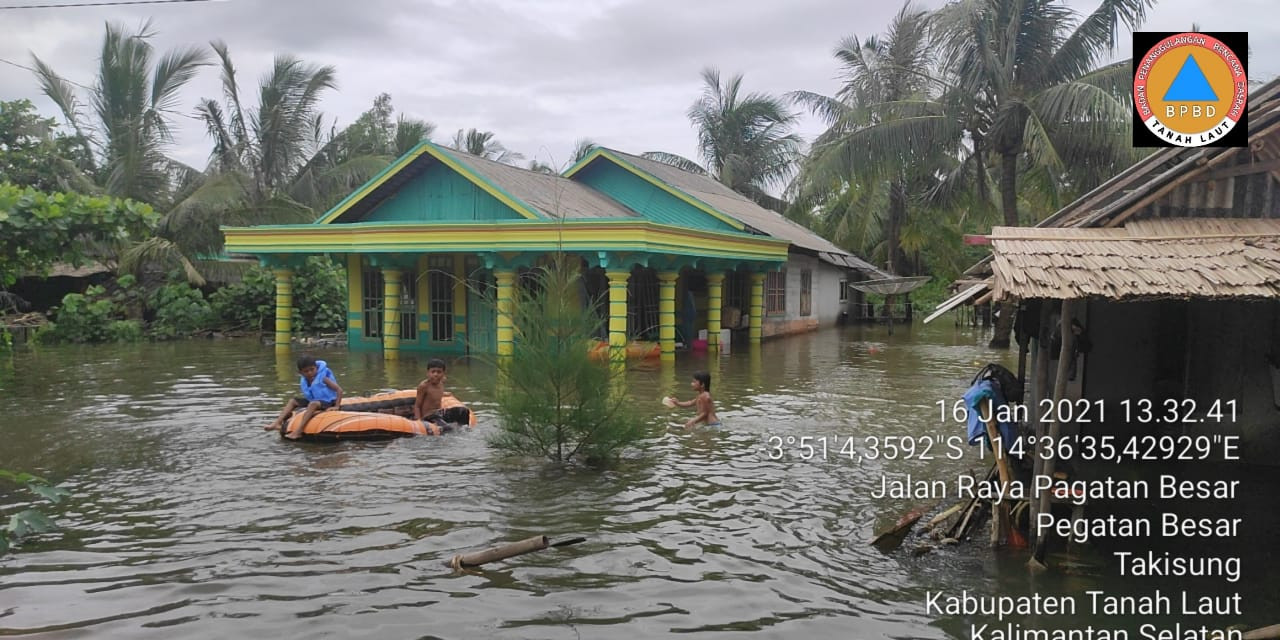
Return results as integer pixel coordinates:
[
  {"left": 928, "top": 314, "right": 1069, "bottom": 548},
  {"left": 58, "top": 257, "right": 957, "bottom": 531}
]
[
  {"left": 441, "top": 148, "right": 641, "bottom": 220},
  {"left": 988, "top": 218, "right": 1280, "bottom": 301},
  {"left": 570, "top": 148, "right": 890, "bottom": 277},
  {"left": 319, "top": 141, "right": 643, "bottom": 223}
]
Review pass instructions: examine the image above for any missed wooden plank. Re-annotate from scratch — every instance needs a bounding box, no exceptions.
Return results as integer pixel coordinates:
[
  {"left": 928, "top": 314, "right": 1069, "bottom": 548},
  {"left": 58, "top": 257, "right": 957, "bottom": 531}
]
[{"left": 1203, "top": 157, "right": 1280, "bottom": 181}]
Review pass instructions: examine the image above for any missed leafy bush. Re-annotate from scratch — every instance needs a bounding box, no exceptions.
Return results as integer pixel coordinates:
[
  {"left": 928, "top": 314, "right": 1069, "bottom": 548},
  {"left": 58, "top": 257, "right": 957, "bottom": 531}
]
[
  {"left": 488, "top": 255, "right": 645, "bottom": 464},
  {"left": 209, "top": 266, "right": 274, "bottom": 331},
  {"left": 293, "top": 256, "right": 346, "bottom": 334},
  {"left": 0, "top": 469, "right": 70, "bottom": 555},
  {"left": 148, "top": 281, "right": 211, "bottom": 338},
  {"left": 44, "top": 284, "right": 120, "bottom": 343},
  {"left": 107, "top": 319, "right": 143, "bottom": 341}
]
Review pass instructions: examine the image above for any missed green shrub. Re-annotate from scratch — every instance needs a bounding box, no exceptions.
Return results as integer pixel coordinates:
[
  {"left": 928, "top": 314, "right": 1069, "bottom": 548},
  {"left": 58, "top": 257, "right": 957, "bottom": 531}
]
[
  {"left": 46, "top": 285, "right": 119, "bottom": 343},
  {"left": 148, "top": 281, "right": 211, "bottom": 338},
  {"left": 209, "top": 266, "right": 274, "bottom": 331},
  {"left": 487, "top": 254, "right": 645, "bottom": 464},
  {"left": 293, "top": 257, "right": 346, "bottom": 334},
  {"left": 107, "top": 319, "right": 143, "bottom": 342},
  {"left": 208, "top": 259, "right": 345, "bottom": 335}
]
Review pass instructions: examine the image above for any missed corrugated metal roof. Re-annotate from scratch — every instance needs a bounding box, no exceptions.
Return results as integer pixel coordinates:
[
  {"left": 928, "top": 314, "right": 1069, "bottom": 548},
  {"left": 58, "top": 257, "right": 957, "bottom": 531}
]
[
  {"left": 988, "top": 219, "right": 1280, "bottom": 300},
  {"left": 599, "top": 149, "right": 887, "bottom": 275},
  {"left": 443, "top": 150, "right": 641, "bottom": 219}
]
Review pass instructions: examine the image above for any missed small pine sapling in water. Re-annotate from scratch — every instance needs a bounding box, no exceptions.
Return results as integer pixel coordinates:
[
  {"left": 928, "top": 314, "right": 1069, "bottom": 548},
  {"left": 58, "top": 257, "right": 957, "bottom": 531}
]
[{"left": 488, "top": 254, "right": 645, "bottom": 463}]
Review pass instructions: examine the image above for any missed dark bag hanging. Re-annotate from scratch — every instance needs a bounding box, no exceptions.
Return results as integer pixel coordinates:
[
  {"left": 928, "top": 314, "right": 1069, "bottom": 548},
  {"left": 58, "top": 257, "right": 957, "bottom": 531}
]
[{"left": 971, "top": 362, "right": 1024, "bottom": 404}]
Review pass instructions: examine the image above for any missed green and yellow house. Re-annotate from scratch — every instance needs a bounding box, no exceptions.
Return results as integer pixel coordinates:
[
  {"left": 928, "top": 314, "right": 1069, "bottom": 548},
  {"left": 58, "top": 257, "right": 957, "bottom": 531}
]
[{"left": 223, "top": 142, "right": 885, "bottom": 361}]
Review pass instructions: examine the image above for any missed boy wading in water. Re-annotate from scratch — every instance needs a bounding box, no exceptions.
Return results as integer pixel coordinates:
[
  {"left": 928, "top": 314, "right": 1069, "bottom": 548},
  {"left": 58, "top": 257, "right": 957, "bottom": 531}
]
[
  {"left": 668, "top": 371, "right": 720, "bottom": 429},
  {"left": 414, "top": 358, "right": 454, "bottom": 424},
  {"left": 265, "top": 355, "right": 343, "bottom": 439}
]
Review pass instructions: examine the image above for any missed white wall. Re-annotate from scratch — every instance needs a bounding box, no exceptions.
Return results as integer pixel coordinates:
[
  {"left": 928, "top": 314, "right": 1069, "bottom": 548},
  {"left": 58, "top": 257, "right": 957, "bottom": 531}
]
[{"left": 760, "top": 253, "right": 850, "bottom": 338}]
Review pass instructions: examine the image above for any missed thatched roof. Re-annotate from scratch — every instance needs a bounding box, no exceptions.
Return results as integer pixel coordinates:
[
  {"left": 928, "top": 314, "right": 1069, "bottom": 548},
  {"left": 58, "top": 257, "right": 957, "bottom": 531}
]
[{"left": 989, "top": 219, "right": 1280, "bottom": 300}]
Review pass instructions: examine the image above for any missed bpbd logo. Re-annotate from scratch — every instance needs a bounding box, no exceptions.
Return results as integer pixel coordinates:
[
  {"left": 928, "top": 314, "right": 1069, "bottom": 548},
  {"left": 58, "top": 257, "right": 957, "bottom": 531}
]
[{"left": 1133, "top": 32, "right": 1248, "bottom": 147}]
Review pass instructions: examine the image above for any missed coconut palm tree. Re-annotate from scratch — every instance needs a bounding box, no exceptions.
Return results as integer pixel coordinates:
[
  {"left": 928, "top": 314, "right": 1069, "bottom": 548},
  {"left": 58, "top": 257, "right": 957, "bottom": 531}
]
[
  {"left": 933, "top": 0, "right": 1153, "bottom": 346},
  {"left": 570, "top": 138, "right": 599, "bottom": 164},
  {"left": 789, "top": 3, "right": 952, "bottom": 276},
  {"left": 31, "top": 19, "right": 209, "bottom": 207},
  {"left": 122, "top": 41, "right": 341, "bottom": 283},
  {"left": 644, "top": 68, "right": 801, "bottom": 212},
  {"left": 450, "top": 128, "right": 523, "bottom": 164},
  {"left": 290, "top": 92, "right": 434, "bottom": 212}
]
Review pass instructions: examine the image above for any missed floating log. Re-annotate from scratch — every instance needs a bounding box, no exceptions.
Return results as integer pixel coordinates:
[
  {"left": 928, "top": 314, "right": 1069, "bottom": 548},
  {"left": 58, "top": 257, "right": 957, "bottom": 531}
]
[{"left": 446, "top": 535, "right": 586, "bottom": 570}]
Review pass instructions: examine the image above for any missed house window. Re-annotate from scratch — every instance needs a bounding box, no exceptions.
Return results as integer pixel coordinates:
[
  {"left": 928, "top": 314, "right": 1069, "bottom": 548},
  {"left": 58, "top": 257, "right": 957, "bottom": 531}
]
[
  {"left": 628, "top": 269, "right": 659, "bottom": 340},
  {"left": 400, "top": 269, "right": 417, "bottom": 341},
  {"left": 362, "top": 267, "right": 383, "bottom": 339},
  {"left": 765, "top": 270, "right": 786, "bottom": 316},
  {"left": 800, "top": 269, "right": 812, "bottom": 317},
  {"left": 839, "top": 279, "right": 848, "bottom": 302},
  {"left": 428, "top": 255, "right": 454, "bottom": 343}
]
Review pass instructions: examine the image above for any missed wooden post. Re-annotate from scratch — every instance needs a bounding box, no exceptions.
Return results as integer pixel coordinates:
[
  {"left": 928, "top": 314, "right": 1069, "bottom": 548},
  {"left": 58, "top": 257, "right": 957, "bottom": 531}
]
[
  {"left": 1032, "top": 298, "right": 1079, "bottom": 565},
  {"left": 983, "top": 398, "right": 1014, "bottom": 546},
  {"left": 1027, "top": 301, "right": 1051, "bottom": 543}
]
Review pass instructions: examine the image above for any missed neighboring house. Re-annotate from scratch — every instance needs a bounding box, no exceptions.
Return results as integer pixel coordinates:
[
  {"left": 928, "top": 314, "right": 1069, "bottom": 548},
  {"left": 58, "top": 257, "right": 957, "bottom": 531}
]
[
  {"left": 222, "top": 142, "right": 887, "bottom": 360},
  {"left": 929, "top": 78, "right": 1280, "bottom": 465}
]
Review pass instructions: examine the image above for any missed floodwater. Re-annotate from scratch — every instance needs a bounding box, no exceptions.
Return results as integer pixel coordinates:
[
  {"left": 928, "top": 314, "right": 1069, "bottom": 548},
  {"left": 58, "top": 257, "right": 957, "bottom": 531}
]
[{"left": 1, "top": 323, "right": 1276, "bottom": 638}]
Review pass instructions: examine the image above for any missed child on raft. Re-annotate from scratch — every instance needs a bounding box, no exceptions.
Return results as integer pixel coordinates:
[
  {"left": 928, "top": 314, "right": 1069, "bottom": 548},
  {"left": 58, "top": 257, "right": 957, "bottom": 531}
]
[
  {"left": 667, "top": 371, "right": 720, "bottom": 429},
  {"left": 414, "top": 358, "right": 455, "bottom": 424},
  {"left": 265, "top": 355, "right": 343, "bottom": 439}
]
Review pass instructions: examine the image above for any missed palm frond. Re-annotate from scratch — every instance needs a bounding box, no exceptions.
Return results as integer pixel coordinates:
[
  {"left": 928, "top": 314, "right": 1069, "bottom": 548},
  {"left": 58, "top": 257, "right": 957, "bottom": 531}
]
[{"left": 639, "top": 151, "right": 706, "bottom": 175}]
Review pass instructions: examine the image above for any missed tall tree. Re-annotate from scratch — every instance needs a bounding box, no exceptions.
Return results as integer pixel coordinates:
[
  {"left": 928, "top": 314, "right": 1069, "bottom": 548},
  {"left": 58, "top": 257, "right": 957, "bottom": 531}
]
[
  {"left": 123, "top": 41, "right": 339, "bottom": 283},
  {"left": 450, "top": 128, "right": 523, "bottom": 164},
  {"left": 645, "top": 69, "right": 801, "bottom": 211},
  {"left": 789, "top": 3, "right": 951, "bottom": 275},
  {"left": 0, "top": 99, "right": 96, "bottom": 194},
  {"left": 31, "top": 19, "right": 209, "bottom": 207},
  {"left": 933, "top": 0, "right": 1153, "bottom": 346}
]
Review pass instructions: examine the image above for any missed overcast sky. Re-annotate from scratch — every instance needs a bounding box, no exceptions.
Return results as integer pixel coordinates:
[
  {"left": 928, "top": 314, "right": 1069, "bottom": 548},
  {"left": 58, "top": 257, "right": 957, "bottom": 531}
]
[{"left": 1, "top": 0, "right": 1275, "bottom": 174}]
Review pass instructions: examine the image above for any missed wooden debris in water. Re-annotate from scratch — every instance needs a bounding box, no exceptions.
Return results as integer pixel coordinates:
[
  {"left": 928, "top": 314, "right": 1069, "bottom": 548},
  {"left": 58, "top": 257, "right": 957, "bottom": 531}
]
[{"left": 446, "top": 535, "right": 586, "bottom": 570}]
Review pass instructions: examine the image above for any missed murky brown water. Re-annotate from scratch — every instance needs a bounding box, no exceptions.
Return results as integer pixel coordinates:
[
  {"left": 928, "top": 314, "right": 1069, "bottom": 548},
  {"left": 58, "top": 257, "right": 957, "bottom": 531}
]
[{"left": 1, "top": 324, "right": 1276, "bottom": 638}]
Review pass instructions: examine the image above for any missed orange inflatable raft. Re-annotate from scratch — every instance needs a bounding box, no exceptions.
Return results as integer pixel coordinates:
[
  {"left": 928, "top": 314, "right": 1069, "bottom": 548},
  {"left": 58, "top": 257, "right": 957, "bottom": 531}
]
[{"left": 282, "top": 390, "right": 477, "bottom": 440}]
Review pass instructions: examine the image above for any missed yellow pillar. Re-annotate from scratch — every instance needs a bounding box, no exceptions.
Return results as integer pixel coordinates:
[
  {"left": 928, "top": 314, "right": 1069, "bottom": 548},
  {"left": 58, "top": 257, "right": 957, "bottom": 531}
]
[
  {"left": 453, "top": 254, "right": 467, "bottom": 346},
  {"left": 273, "top": 268, "right": 293, "bottom": 353},
  {"left": 495, "top": 268, "right": 515, "bottom": 356},
  {"left": 606, "top": 269, "right": 630, "bottom": 366},
  {"left": 346, "top": 255, "right": 362, "bottom": 342},
  {"left": 706, "top": 272, "right": 724, "bottom": 349},
  {"left": 382, "top": 268, "right": 402, "bottom": 360},
  {"left": 657, "top": 271, "right": 678, "bottom": 362},
  {"left": 749, "top": 272, "right": 765, "bottom": 344}
]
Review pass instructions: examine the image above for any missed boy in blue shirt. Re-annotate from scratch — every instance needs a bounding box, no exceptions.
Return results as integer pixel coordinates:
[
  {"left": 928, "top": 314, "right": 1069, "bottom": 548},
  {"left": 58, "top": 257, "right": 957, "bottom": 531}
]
[{"left": 264, "top": 355, "right": 343, "bottom": 439}]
